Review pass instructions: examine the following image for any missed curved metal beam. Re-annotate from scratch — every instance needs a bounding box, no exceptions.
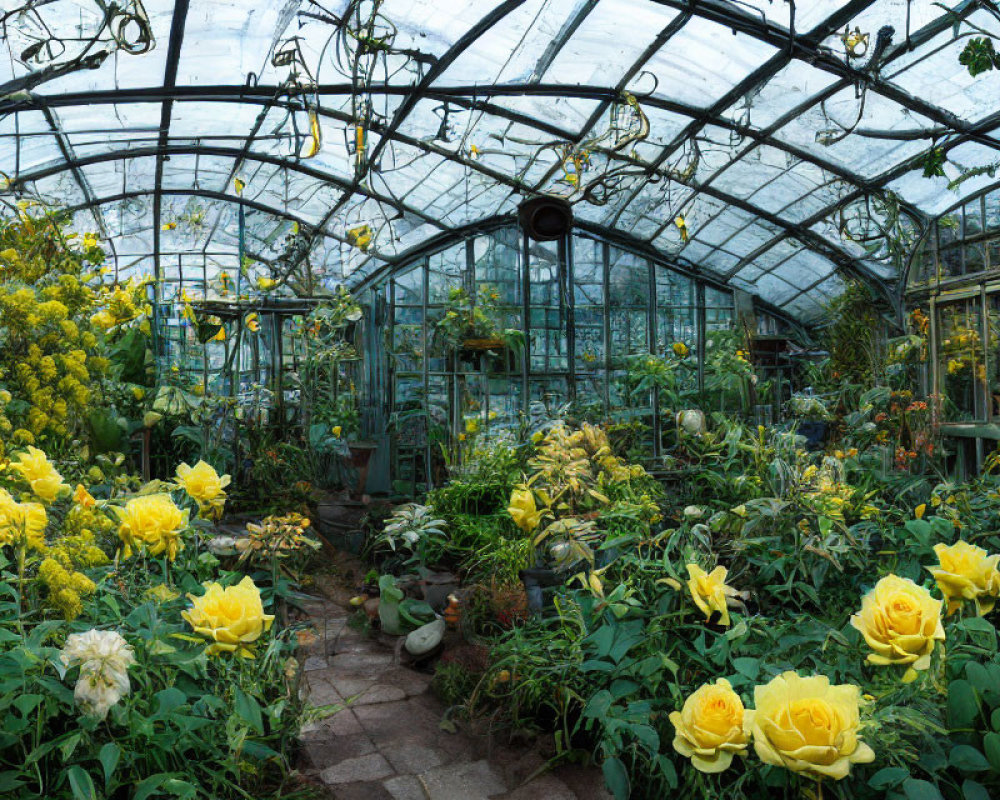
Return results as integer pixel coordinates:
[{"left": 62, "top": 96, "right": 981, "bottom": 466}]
[
  {"left": 10, "top": 143, "right": 449, "bottom": 231},
  {"left": 7, "top": 135, "right": 891, "bottom": 300}
]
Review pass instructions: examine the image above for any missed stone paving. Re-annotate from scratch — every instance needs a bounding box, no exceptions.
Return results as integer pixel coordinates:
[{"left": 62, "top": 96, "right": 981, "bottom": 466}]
[{"left": 296, "top": 594, "right": 612, "bottom": 800}]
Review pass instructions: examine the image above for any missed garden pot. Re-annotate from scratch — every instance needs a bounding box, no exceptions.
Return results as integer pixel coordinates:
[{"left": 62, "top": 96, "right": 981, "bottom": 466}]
[{"left": 520, "top": 567, "right": 562, "bottom": 614}]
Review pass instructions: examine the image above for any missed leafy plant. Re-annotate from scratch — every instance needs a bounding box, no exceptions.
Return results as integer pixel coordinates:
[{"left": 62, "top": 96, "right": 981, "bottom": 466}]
[{"left": 369, "top": 503, "right": 448, "bottom": 570}]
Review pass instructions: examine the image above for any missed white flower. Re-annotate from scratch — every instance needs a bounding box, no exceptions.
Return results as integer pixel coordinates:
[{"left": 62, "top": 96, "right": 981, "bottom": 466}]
[{"left": 61, "top": 629, "right": 135, "bottom": 719}]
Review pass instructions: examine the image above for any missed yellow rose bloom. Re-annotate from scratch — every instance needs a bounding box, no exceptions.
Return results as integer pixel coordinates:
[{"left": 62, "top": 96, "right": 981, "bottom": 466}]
[
  {"left": 73, "top": 484, "right": 96, "bottom": 509},
  {"left": 175, "top": 460, "right": 231, "bottom": 520},
  {"left": 182, "top": 576, "right": 275, "bottom": 658},
  {"left": 915, "top": 504, "right": 926, "bottom": 520},
  {"left": 669, "top": 678, "right": 749, "bottom": 773},
  {"left": 113, "top": 493, "right": 188, "bottom": 561},
  {"left": 507, "top": 487, "right": 543, "bottom": 533},
  {"left": 850, "top": 574, "right": 945, "bottom": 682},
  {"left": 672, "top": 342, "right": 689, "bottom": 358},
  {"left": 0, "top": 488, "right": 47, "bottom": 550},
  {"left": 686, "top": 563, "right": 739, "bottom": 627},
  {"left": 10, "top": 446, "right": 67, "bottom": 503},
  {"left": 927, "top": 540, "right": 1000, "bottom": 616},
  {"left": 747, "top": 671, "right": 874, "bottom": 781}
]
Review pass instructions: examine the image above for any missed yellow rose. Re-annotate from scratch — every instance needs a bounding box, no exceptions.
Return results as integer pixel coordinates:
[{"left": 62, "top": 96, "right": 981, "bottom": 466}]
[
  {"left": 10, "top": 446, "right": 67, "bottom": 503},
  {"left": 686, "top": 563, "right": 739, "bottom": 627},
  {"left": 113, "top": 494, "right": 188, "bottom": 561},
  {"left": 0, "top": 488, "right": 47, "bottom": 550},
  {"left": 507, "top": 487, "right": 543, "bottom": 533},
  {"left": 747, "top": 671, "right": 874, "bottom": 781},
  {"left": 850, "top": 574, "right": 945, "bottom": 682},
  {"left": 669, "top": 678, "right": 749, "bottom": 773},
  {"left": 73, "top": 484, "right": 96, "bottom": 509},
  {"left": 915, "top": 504, "right": 926, "bottom": 520},
  {"left": 672, "top": 342, "right": 689, "bottom": 358},
  {"left": 927, "top": 540, "right": 1000, "bottom": 616},
  {"left": 331, "top": 426, "right": 342, "bottom": 438},
  {"left": 175, "top": 460, "right": 230, "bottom": 520},
  {"left": 182, "top": 576, "right": 275, "bottom": 658}
]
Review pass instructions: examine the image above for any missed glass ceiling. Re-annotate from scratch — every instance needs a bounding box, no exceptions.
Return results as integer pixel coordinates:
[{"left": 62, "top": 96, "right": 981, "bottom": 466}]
[{"left": 2, "top": 0, "right": 1000, "bottom": 321}]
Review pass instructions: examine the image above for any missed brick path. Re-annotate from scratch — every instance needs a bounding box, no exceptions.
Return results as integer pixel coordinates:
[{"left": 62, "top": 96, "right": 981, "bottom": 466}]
[{"left": 296, "top": 594, "right": 611, "bottom": 800}]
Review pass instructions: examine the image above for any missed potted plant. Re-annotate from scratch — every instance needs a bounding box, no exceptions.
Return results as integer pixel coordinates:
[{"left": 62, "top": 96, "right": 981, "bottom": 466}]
[{"left": 433, "top": 285, "right": 522, "bottom": 368}]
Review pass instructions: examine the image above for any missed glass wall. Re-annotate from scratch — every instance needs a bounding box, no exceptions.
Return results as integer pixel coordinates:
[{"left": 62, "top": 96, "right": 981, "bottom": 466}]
[{"left": 376, "top": 224, "right": 748, "bottom": 487}]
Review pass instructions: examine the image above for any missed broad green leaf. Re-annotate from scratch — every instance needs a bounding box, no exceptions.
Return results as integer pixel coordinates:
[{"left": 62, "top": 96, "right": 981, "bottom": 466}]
[
  {"left": 732, "top": 657, "right": 760, "bottom": 680},
  {"left": 583, "top": 690, "right": 613, "bottom": 719},
  {"left": 234, "top": 687, "right": 264, "bottom": 735},
  {"left": 602, "top": 756, "right": 629, "bottom": 800},
  {"left": 99, "top": 742, "right": 120, "bottom": 787},
  {"left": 868, "top": 766, "right": 909, "bottom": 790},
  {"left": 949, "top": 744, "right": 991, "bottom": 772},
  {"left": 657, "top": 755, "right": 678, "bottom": 790},
  {"left": 948, "top": 680, "right": 980, "bottom": 729},
  {"left": 983, "top": 732, "right": 1000, "bottom": 772},
  {"left": 66, "top": 765, "right": 96, "bottom": 800},
  {"left": 134, "top": 774, "right": 169, "bottom": 800},
  {"left": 903, "top": 778, "right": 945, "bottom": 800},
  {"left": 963, "top": 779, "right": 992, "bottom": 800}
]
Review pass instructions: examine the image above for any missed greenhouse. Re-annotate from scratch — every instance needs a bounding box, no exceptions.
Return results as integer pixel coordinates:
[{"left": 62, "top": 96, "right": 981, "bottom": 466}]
[{"left": 3, "top": 0, "right": 1000, "bottom": 798}]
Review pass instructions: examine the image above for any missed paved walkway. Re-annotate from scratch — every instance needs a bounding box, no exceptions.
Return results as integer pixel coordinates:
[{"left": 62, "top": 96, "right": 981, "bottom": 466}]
[{"left": 296, "top": 592, "right": 611, "bottom": 800}]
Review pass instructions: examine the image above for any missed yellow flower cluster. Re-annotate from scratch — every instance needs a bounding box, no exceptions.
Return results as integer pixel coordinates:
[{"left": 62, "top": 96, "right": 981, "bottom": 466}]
[
  {"left": 91, "top": 278, "right": 152, "bottom": 332},
  {"left": 33, "top": 497, "right": 111, "bottom": 619},
  {"left": 38, "top": 558, "right": 95, "bottom": 620},
  {"left": 672, "top": 672, "right": 874, "bottom": 781},
  {"left": 0, "top": 212, "right": 107, "bottom": 444}
]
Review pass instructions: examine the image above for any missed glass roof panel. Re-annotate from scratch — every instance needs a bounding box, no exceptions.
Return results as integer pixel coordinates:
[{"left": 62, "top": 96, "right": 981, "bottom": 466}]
[
  {"left": 644, "top": 17, "right": 779, "bottom": 109},
  {"left": 1, "top": 0, "right": 994, "bottom": 321}
]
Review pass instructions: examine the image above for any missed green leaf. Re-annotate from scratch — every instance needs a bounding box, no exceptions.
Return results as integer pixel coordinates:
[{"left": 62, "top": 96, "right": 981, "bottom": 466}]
[
  {"left": 963, "top": 779, "right": 992, "bottom": 800},
  {"left": 732, "top": 657, "right": 760, "bottom": 680},
  {"left": 583, "top": 690, "right": 613, "bottom": 719},
  {"left": 99, "top": 742, "right": 120, "bottom": 788},
  {"left": 903, "top": 778, "right": 944, "bottom": 800},
  {"left": 959, "top": 37, "right": 998, "bottom": 77},
  {"left": 602, "top": 756, "right": 630, "bottom": 800},
  {"left": 151, "top": 687, "right": 187, "bottom": 719},
  {"left": 949, "top": 679, "right": 981, "bottom": 729},
  {"left": 234, "top": 687, "right": 264, "bottom": 735},
  {"left": 66, "top": 765, "right": 96, "bottom": 800},
  {"left": 59, "top": 732, "right": 82, "bottom": 762},
  {"left": 134, "top": 774, "right": 169, "bottom": 800},
  {"left": 657, "top": 755, "right": 678, "bottom": 790},
  {"left": 949, "top": 744, "right": 991, "bottom": 772},
  {"left": 869, "top": 766, "right": 909, "bottom": 790},
  {"left": 983, "top": 732, "right": 1000, "bottom": 772},
  {"left": 919, "top": 147, "right": 947, "bottom": 179}
]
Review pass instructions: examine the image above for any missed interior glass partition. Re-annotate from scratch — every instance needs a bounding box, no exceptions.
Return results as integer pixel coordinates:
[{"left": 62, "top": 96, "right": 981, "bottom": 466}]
[{"left": 375, "top": 223, "right": 758, "bottom": 490}]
